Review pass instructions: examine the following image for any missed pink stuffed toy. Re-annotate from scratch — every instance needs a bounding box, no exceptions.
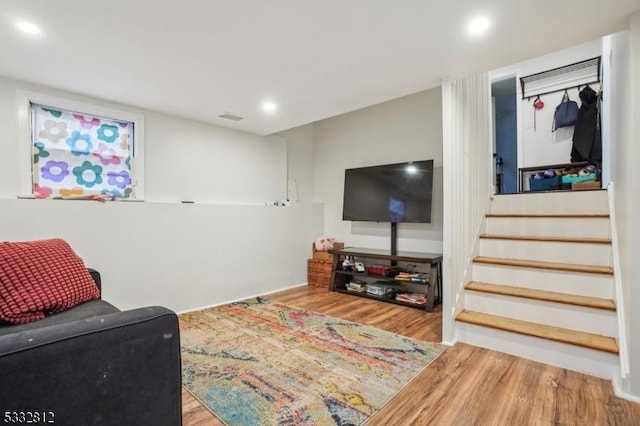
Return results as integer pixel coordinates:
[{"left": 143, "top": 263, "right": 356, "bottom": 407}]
[{"left": 314, "top": 235, "right": 335, "bottom": 252}]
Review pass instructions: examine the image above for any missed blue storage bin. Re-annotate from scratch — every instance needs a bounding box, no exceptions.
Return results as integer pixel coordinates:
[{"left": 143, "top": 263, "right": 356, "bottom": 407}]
[
  {"left": 561, "top": 173, "right": 596, "bottom": 184},
  {"left": 529, "top": 175, "right": 561, "bottom": 191}
]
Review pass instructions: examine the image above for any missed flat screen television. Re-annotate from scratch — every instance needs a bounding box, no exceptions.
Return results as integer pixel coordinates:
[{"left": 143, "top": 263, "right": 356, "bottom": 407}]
[{"left": 342, "top": 160, "right": 434, "bottom": 223}]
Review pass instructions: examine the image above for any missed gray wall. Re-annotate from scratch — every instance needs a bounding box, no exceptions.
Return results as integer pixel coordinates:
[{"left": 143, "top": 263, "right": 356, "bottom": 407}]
[{"left": 310, "top": 88, "right": 443, "bottom": 253}]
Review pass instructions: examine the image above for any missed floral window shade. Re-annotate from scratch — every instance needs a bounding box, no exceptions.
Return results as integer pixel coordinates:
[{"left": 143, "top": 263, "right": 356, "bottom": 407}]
[{"left": 30, "top": 103, "right": 136, "bottom": 199}]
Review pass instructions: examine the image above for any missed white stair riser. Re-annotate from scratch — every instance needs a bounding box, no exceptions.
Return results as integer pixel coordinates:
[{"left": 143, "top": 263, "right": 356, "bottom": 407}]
[
  {"left": 472, "top": 264, "right": 614, "bottom": 299},
  {"left": 455, "top": 321, "right": 619, "bottom": 380},
  {"left": 464, "top": 292, "right": 617, "bottom": 336},
  {"left": 479, "top": 239, "right": 612, "bottom": 266},
  {"left": 490, "top": 191, "right": 609, "bottom": 215},
  {"left": 484, "top": 217, "right": 611, "bottom": 239}
]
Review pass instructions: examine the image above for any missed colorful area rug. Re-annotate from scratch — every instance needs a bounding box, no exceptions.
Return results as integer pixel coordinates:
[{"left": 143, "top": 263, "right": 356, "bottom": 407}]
[{"left": 179, "top": 297, "right": 445, "bottom": 425}]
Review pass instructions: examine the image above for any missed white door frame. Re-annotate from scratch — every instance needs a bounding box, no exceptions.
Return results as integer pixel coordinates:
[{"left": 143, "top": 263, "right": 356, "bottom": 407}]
[{"left": 489, "top": 68, "right": 523, "bottom": 192}]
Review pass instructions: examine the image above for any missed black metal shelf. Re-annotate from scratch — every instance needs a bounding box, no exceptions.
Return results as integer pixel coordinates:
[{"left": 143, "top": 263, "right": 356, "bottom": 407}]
[
  {"left": 334, "top": 270, "right": 429, "bottom": 285},
  {"left": 334, "top": 289, "right": 427, "bottom": 310},
  {"left": 520, "top": 56, "right": 601, "bottom": 100},
  {"left": 328, "top": 247, "right": 442, "bottom": 312}
]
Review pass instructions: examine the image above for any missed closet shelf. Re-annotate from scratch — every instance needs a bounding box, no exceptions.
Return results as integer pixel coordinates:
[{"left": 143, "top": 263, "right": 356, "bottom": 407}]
[{"left": 520, "top": 56, "right": 601, "bottom": 100}]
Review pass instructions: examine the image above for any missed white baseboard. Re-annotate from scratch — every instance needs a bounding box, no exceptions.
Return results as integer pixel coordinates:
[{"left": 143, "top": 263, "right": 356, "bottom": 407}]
[
  {"left": 612, "top": 378, "right": 640, "bottom": 403},
  {"left": 177, "top": 282, "right": 307, "bottom": 314}
]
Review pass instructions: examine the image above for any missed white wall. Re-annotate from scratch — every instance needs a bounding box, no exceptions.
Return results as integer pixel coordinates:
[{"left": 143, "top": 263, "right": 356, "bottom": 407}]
[
  {"left": 632, "top": 11, "right": 640, "bottom": 402},
  {"left": 0, "top": 200, "right": 322, "bottom": 313},
  {"left": 608, "top": 13, "right": 640, "bottom": 400},
  {"left": 145, "top": 114, "right": 287, "bottom": 205},
  {"left": 608, "top": 30, "right": 633, "bottom": 380},
  {"left": 279, "top": 123, "right": 315, "bottom": 203},
  {"left": 493, "top": 40, "right": 602, "bottom": 169},
  {"left": 0, "top": 76, "right": 323, "bottom": 313},
  {"left": 441, "top": 73, "right": 494, "bottom": 344},
  {"left": 311, "top": 88, "right": 443, "bottom": 253}
]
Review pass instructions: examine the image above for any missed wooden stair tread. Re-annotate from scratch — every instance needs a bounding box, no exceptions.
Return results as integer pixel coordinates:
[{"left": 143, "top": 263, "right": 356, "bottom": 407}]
[
  {"left": 486, "top": 213, "right": 609, "bottom": 218},
  {"left": 473, "top": 256, "right": 613, "bottom": 275},
  {"left": 456, "top": 310, "right": 619, "bottom": 354},
  {"left": 479, "top": 234, "right": 611, "bottom": 244},
  {"left": 465, "top": 281, "right": 616, "bottom": 311}
]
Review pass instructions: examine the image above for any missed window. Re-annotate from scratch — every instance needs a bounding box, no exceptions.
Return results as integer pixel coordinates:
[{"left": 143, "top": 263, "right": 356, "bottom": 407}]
[{"left": 17, "top": 91, "right": 145, "bottom": 200}]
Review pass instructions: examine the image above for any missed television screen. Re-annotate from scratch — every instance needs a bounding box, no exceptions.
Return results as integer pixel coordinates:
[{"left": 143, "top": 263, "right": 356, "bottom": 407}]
[{"left": 342, "top": 160, "right": 434, "bottom": 223}]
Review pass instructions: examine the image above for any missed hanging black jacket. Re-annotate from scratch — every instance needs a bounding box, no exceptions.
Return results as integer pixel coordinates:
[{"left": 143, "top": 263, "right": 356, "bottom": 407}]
[{"left": 571, "top": 85, "right": 601, "bottom": 163}]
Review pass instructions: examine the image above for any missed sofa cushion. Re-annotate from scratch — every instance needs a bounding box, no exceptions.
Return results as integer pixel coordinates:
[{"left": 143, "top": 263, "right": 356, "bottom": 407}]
[{"left": 0, "top": 238, "right": 100, "bottom": 324}]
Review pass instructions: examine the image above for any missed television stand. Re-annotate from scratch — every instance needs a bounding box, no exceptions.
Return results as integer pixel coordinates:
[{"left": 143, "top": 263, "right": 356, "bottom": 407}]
[{"left": 327, "top": 247, "right": 443, "bottom": 312}]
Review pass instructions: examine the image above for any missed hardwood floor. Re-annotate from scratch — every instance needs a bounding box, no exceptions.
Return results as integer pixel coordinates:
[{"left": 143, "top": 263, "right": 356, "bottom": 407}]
[{"left": 181, "top": 286, "right": 640, "bottom": 425}]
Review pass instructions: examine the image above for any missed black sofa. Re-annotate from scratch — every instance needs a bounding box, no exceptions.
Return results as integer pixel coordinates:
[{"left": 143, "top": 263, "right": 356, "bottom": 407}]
[{"left": 0, "top": 269, "right": 182, "bottom": 426}]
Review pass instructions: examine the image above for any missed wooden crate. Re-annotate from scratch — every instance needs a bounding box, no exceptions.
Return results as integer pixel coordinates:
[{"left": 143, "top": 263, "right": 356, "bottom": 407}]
[{"left": 307, "top": 259, "right": 333, "bottom": 288}]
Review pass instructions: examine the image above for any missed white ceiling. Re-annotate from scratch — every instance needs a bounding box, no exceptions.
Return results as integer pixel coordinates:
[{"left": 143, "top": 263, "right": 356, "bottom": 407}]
[{"left": 1, "top": 1, "right": 639, "bottom": 136}]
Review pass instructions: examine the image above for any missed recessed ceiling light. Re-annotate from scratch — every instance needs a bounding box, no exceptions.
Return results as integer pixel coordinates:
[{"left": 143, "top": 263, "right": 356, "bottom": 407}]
[
  {"left": 15, "top": 21, "right": 41, "bottom": 36},
  {"left": 262, "top": 101, "right": 278, "bottom": 114},
  {"left": 467, "top": 15, "right": 490, "bottom": 37}
]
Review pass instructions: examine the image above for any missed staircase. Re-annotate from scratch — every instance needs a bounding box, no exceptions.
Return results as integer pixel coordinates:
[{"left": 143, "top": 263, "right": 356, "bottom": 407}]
[{"left": 455, "top": 190, "right": 620, "bottom": 379}]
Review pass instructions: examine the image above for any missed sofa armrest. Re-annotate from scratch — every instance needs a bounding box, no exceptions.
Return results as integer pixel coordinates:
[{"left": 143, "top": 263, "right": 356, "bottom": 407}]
[
  {"left": 87, "top": 267, "right": 101, "bottom": 297},
  {"left": 0, "top": 306, "right": 182, "bottom": 426}
]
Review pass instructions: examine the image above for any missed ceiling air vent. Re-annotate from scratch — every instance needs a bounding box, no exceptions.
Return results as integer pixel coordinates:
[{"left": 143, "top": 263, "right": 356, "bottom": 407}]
[{"left": 218, "top": 112, "right": 244, "bottom": 121}]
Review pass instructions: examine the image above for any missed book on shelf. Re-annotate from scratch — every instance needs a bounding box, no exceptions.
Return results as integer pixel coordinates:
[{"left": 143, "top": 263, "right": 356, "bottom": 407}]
[
  {"left": 395, "top": 272, "right": 429, "bottom": 284},
  {"left": 346, "top": 282, "right": 366, "bottom": 292},
  {"left": 395, "top": 292, "right": 427, "bottom": 305}
]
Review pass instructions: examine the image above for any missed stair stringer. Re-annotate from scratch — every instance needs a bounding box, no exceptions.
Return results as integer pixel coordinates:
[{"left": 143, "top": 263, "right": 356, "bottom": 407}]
[
  {"left": 608, "top": 182, "right": 629, "bottom": 379},
  {"left": 448, "top": 195, "right": 494, "bottom": 337}
]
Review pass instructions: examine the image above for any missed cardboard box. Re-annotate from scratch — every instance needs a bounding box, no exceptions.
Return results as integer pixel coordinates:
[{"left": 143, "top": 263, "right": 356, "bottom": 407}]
[{"left": 572, "top": 180, "right": 601, "bottom": 190}]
